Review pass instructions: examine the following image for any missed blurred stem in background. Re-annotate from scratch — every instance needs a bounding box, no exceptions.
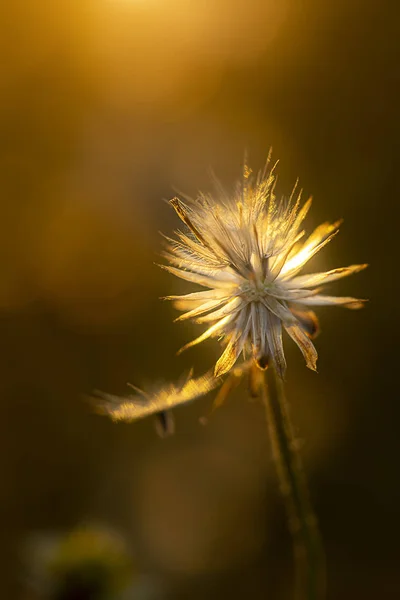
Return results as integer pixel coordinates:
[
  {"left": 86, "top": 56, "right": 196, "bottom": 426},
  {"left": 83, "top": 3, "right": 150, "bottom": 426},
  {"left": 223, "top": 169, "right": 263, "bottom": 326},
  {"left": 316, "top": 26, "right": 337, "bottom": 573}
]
[{"left": 262, "top": 368, "right": 326, "bottom": 600}]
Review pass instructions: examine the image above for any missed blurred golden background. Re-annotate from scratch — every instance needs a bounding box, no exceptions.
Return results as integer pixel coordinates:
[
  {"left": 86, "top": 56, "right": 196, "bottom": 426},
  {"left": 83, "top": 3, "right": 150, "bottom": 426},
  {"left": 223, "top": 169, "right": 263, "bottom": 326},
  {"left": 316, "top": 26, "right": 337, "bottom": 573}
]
[{"left": 0, "top": 1, "right": 397, "bottom": 598}]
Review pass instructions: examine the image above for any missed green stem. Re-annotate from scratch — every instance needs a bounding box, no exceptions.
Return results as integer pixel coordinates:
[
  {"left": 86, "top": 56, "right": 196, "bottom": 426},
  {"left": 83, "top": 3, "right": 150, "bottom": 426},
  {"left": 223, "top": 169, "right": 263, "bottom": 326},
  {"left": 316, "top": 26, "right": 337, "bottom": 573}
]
[{"left": 262, "top": 368, "right": 326, "bottom": 600}]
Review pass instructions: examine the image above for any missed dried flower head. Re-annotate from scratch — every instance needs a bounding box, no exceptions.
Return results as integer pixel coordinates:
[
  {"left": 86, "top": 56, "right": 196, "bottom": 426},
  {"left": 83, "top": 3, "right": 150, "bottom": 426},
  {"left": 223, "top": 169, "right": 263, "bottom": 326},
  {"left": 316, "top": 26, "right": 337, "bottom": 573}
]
[
  {"left": 162, "top": 156, "right": 367, "bottom": 378},
  {"left": 93, "top": 370, "right": 220, "bottom": 434}
]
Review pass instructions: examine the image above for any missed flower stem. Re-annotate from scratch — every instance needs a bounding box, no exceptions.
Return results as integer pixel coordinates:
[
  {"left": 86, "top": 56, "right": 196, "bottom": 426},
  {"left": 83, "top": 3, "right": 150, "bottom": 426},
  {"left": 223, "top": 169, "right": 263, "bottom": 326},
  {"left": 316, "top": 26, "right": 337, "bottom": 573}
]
[{"left": 262, "top": 367, "right": 326, "bottom": 600}]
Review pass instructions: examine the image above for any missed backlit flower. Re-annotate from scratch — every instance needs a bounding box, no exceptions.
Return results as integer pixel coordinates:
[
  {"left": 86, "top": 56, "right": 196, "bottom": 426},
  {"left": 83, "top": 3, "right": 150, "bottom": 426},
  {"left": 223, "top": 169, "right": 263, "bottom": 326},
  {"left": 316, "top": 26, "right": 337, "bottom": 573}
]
[{"left": 162, "top": 157, "right": 367, "bottom": 378}]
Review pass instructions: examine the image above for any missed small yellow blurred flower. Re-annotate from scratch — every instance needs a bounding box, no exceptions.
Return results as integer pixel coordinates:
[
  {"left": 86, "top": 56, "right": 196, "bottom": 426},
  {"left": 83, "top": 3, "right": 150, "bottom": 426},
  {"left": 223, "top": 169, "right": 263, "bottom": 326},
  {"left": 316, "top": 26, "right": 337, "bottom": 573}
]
[{"left": 25, "top": 525, "right": 134, "bottom": 600}]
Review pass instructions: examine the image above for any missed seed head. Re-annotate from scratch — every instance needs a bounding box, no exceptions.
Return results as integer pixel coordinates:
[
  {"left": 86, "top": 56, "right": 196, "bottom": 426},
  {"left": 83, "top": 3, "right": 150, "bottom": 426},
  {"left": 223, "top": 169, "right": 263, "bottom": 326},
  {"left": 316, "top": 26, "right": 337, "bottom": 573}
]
[{"left": 162, "top": 156, "right": 367, "bottom": 378}]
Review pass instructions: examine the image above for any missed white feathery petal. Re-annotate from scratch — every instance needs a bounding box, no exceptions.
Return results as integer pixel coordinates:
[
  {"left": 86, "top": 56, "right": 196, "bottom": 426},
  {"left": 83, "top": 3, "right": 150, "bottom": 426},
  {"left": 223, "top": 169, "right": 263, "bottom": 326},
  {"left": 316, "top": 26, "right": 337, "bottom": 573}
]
[
  {"left": 269, "top": 231, "right": 306, "bottom": 279},
  {"left": 165, "top": 289, "right": 229, "bottom": 302},
  {"left": 293, "top": 294, "right": 367, "bottom": 309},
  {"left": 250, "top": 301, "right": 261, "bottom": 354},
  {"left": 288, "top": 264, "right": 368, "bottom": 289},
  {"left": 195, "top": 296, "right": 245, "bottom": 324},
  {"left": 172, "top": 298, "right": 205, "bottom": 312},
  {"left": 257, "top": 302, "right": 269, "bottom": 361},
  {"left": 260, "top": 296, "right": 297, "bottom": 324},
  {"left": 160, "top": 264, "right": 237, "bottom": 288},
  {"left": 279, "top": 224, "right": 340, "bottom": 278},
  {"left": 214, "top": 337, "right": 241, "bottom": 378},
  {"left": 177, "top": 312, "right": 237, "bottom": 354},
  {"left": 285, "top": 324, "right": 318, "bottom": 371},
  {"left": 166, "top": 289, "right": 229, "bottom": 312},
  {"left": 265, "top": 286, "right": 320, "bottom": 301},
  {"left": 265, "top": 312, "right": 287, "bottom": 378},
  {"left": 174, "top": 297, "right": 232, "bottom": 322}
]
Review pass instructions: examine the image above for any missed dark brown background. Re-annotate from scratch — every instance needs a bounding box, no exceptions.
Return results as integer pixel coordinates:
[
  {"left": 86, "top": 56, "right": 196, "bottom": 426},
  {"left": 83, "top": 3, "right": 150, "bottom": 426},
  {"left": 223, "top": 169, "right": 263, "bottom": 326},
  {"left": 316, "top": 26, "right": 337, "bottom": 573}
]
[{"left": 0, "top": 1, "right": 398, "bottom": 598}]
